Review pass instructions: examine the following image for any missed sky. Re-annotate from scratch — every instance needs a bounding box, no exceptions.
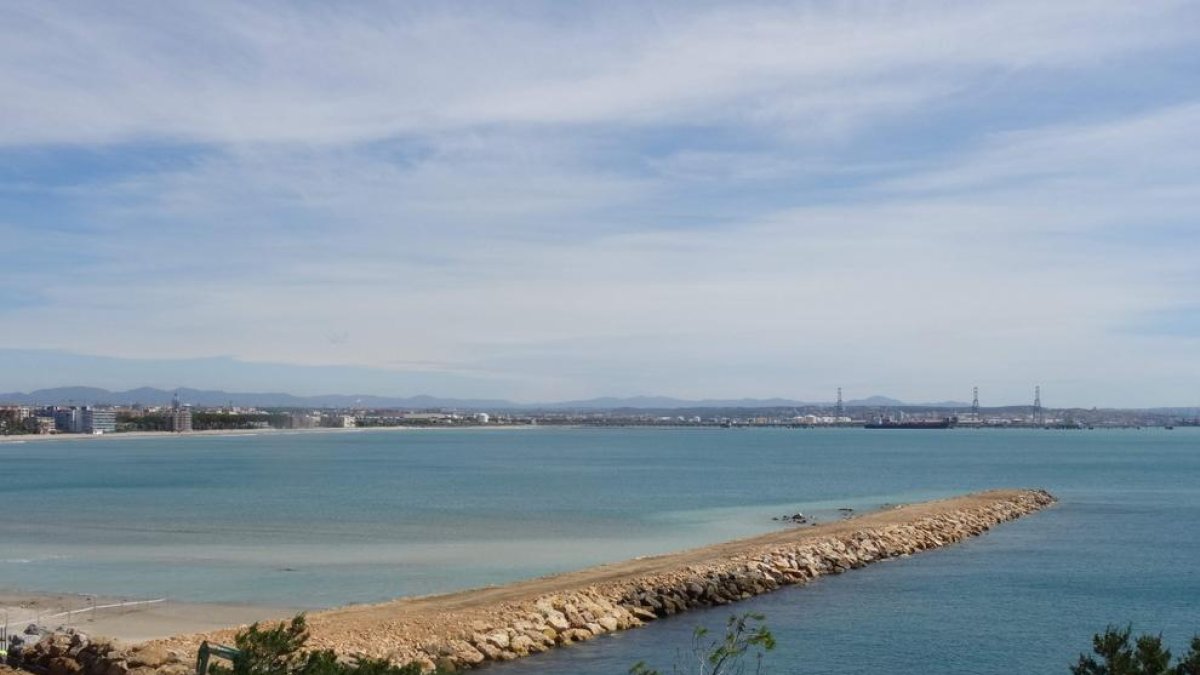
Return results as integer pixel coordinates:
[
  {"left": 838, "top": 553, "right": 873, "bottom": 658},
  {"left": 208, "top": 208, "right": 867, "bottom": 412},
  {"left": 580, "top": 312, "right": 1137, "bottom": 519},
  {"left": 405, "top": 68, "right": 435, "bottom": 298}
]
[{"left": 1, "top": 1, "right": 1199, "bottom": 406}]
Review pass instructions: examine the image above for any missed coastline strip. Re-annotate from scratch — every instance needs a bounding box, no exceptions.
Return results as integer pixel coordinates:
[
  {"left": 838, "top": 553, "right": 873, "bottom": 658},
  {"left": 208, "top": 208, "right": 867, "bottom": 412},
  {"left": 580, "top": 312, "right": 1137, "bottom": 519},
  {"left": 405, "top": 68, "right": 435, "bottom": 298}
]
[{"left": 138, "top": 488, "right": 1054, "bottom": 671}]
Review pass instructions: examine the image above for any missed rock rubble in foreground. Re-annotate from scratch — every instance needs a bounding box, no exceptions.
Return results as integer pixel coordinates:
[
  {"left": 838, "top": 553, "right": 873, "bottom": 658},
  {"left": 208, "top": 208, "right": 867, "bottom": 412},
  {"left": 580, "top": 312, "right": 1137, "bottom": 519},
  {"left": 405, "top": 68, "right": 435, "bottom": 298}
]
[
  {"left": 8, "top": 489, "right": 1055, "bottom": 674},
  {"left": 5, "top": 632, "right": 188, "bottom": 675}
]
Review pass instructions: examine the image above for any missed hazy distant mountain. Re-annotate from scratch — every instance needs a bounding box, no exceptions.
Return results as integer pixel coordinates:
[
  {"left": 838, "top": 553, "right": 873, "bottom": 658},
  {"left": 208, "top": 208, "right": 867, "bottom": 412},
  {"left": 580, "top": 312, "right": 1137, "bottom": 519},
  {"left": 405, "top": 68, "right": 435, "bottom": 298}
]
[
  {"left": 845, "top": 395, "right": 972, "bottom": 408},
  {"left": 552, "top": 395, "right": 973, "bottom": 409},
  {"left": 0, "top": 386, "right": 971, "bottom": 410},
  {"left": 543, "top": 396, "right": 811, "bottom": 410},
  {"left": 0, "top": 386, "right": 119, "bottom": 405},
  {"left": 0, "top": 386, "right": 513, "bottom": 410},
  {"left": 845, "top": 395, "right": 906, "bottom": 407}
]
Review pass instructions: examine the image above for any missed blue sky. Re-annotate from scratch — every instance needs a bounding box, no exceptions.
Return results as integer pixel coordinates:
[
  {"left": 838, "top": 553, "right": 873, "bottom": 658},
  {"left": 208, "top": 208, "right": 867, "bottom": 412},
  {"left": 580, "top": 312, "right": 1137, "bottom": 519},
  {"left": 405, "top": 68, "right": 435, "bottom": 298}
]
[{"left": 2, "top": 1, "right": 1199, "bottom": 406}]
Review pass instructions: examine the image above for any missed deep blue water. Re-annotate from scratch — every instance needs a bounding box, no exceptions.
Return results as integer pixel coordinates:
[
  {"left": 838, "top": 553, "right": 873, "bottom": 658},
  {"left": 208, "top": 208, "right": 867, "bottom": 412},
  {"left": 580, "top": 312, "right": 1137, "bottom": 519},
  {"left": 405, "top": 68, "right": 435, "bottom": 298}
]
[{"left": 2, "top": 427, "right": 1198, "bottom": 673}]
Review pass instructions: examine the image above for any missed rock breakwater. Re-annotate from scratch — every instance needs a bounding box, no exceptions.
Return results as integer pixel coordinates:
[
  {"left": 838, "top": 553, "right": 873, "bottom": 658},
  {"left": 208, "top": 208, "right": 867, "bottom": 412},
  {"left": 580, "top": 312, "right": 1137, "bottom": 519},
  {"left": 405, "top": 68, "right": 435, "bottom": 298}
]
[{"left": 10, "top": 489, "right": 1055, "bottom": 674}]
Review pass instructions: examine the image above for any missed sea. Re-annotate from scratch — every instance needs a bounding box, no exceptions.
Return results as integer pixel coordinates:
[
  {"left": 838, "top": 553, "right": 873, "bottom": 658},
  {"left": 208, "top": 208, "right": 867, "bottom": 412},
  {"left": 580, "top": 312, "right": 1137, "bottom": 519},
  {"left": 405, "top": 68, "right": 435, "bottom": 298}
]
[{"left": 2, "top": 427, "right": 1198, "bottom": 674}]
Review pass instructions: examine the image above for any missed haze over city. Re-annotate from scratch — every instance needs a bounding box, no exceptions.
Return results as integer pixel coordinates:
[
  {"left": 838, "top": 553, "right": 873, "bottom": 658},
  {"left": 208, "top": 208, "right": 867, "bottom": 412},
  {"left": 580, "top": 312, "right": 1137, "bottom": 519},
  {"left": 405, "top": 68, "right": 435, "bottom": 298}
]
[{"left": 3, "top": 1, "right": 1199, "bottom": 407}]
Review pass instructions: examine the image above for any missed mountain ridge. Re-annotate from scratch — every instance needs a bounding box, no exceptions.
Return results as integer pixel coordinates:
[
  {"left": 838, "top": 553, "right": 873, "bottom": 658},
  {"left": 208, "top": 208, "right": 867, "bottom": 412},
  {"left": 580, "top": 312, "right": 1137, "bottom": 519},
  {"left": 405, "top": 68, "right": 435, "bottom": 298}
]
[{"left": 0, "top": 386, "right": 972, "bottom": 410}]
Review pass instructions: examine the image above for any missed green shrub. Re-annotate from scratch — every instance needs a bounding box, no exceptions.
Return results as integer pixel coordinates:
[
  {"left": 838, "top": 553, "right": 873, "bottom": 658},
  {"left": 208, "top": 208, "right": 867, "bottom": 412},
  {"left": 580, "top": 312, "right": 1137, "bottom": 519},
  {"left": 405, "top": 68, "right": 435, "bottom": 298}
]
[
  {"left": 630, "top": 613, "right": 775, "bottom": 675},
  {"left": 1073, "top": 626, "right": 1200, "bottom": 675},
  {"left": 208, "top": 615, "right": 445, "bottom": 675}
]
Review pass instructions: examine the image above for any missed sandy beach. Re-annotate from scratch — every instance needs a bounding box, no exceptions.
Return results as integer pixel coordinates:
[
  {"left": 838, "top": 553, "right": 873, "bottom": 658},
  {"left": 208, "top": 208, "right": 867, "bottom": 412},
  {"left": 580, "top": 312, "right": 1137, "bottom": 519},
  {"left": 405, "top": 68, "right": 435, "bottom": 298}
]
[
  {"left": 0, "top": 488, "right": 1054, "bottom": 675},
  {"left": 4, "top": 490, "right": 1038, "bottom": 647},
  {"left": 136, "top": 490, "right": 1051, "bottom": 661},
  {"left": 0, "top": 591, "right": 297, "bottom": 644}
]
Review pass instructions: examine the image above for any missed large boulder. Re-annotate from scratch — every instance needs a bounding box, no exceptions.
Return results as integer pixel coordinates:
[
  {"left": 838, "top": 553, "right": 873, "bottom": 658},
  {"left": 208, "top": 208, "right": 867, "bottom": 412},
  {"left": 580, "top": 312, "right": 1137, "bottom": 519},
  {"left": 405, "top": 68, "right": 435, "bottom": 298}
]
[
  {"left": 480, "top": 630, "right": 509, "bottom": 650},
  {"left": 472, "top": 642, "right": 502, "bottom": 661},
  {"left": 126, "top": 646, "right": 171, "bottom": 669},
  {"left": 443, "top": 641, "right": 484, "bottom": 666},
  {"left": 508, "top": 634, "right": 536, "bottom": 656},
  {"left": 542, "top": 610, "right": 570, "bottom": 632},
  {"left": 47, "top": 657, "right": 83, "bottom": 675}
]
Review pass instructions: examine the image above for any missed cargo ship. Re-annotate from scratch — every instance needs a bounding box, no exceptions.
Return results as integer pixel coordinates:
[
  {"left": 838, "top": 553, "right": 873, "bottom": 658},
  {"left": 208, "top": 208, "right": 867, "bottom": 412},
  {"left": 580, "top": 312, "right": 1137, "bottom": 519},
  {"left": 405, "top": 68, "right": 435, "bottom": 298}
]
[{"left": 864, "top": 418, "right": 953, "bottom": 430}]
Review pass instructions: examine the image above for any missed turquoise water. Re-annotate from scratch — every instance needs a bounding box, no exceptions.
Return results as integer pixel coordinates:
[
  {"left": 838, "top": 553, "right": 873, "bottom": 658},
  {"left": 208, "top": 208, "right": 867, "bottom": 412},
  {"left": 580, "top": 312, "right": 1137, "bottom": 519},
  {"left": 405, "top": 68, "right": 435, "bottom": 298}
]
[{"left": 3, "top": 427, "right": 1199, "bottom": 672}]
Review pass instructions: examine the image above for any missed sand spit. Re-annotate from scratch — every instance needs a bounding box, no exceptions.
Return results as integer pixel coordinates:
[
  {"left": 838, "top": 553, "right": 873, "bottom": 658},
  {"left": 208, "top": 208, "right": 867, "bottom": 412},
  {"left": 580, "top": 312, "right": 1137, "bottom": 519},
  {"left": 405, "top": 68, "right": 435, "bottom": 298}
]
[{"left": 29, "top": 488, "right": 1051, "bottom": 673}]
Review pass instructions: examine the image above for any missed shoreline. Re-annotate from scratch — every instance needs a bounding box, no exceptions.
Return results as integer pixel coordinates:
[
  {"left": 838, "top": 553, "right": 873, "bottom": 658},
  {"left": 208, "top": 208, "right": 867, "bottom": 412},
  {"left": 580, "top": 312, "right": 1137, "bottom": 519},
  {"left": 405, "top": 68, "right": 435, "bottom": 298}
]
[
  {"left": 0, "top": 498, "right": 885, "bottom": 643},
  {"left": 5, "top": 425, "right": 1182, "bottom": 446},
  {"left": 3, "top": 490, "right": 1055, "bottom": 672},
  {"left": 0, "top": 424, "right": 539, "bottom": 445},
  {"left": 0, "top": 591, "right": 299, "bottom": 644},
  {"left": 134, "top": 489, "right": 1055, "bottom": 670}
]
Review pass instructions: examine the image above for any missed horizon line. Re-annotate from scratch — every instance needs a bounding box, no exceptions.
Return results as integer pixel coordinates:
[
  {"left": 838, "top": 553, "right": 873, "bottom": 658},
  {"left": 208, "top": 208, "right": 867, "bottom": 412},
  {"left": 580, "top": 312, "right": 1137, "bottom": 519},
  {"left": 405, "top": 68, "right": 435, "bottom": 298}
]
[{"left": 1, "top": 384, "right": 1197, "bottom": 411}]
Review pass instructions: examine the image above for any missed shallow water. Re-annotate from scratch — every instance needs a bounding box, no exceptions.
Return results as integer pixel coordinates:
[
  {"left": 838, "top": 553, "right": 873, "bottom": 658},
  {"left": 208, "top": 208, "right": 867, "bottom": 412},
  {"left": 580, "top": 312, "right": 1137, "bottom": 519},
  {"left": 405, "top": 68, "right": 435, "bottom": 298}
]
[{"left": 3, "top": 427, "right": 1198, "bottom": 672}]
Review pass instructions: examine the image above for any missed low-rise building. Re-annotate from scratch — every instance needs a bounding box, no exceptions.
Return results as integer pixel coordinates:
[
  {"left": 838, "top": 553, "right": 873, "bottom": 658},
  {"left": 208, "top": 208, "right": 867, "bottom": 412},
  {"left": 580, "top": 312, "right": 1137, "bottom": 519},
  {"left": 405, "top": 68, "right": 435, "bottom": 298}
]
[
  {"left": 400, "top": 412, "right": 456, "bottom": 423},
  {"left": 288, "top": 412, "right": 320, "bottom": 429}
]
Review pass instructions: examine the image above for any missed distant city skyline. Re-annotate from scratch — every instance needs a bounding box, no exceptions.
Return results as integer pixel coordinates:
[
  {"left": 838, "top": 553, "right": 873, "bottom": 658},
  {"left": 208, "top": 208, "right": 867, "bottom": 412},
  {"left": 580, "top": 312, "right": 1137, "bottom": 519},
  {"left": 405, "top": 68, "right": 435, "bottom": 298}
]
[
  {"left": 1, "top": 373, "right": 1196, "bottom": 411},
  {"left": 2, "top": 2, "right": 1199, "bottom": 407}
]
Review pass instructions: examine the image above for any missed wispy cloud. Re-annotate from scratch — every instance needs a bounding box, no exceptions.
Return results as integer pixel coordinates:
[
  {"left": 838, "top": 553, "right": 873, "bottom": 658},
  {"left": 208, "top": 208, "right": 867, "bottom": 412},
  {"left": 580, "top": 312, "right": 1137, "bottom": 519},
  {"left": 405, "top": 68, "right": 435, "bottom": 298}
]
[
  {"left": 1, "top": 1, "right": 1191, "bottom": 145},
  {"left": 1, "top": 1, "right": 1198, "bottom": 405}
]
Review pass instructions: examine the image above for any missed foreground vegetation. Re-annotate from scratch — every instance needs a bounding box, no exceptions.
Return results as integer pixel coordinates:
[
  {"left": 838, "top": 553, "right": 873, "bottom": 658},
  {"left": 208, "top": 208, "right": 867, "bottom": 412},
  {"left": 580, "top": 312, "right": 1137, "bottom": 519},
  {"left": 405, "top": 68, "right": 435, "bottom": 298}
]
[
  {"left": 205, "top": 614, "right": 774, "bottom": 675},
  {"left": 208, "top": 615, "right": 1200, "bottom": 675},
  {"left": 630, "top": 613, "right": 775, "bottom": 675},
  {"left": 1073, "top": 626, "right": 1200, "bottom": 675},
  {"left": 206, "top": 616, "right": 449, "bottom": 675}
]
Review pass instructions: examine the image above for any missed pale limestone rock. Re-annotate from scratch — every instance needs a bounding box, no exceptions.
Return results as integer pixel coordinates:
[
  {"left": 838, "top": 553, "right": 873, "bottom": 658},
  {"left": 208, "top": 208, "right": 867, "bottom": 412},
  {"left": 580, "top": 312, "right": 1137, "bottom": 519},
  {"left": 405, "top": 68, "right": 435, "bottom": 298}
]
[
  {"left": 474, "top": 642, "right": 502, "bottom": 661},
  {"left": 544, "top": 610, "right": 570, "bottom": 632},
  {"left": 482, "top": 630, "right": 510, "bottom": 650},
  {"left": 445, "top": 640, "right": 484, "bottom": 666},
  {"left": 508, "top": 635, "right": 535, "bottom": 656}
]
